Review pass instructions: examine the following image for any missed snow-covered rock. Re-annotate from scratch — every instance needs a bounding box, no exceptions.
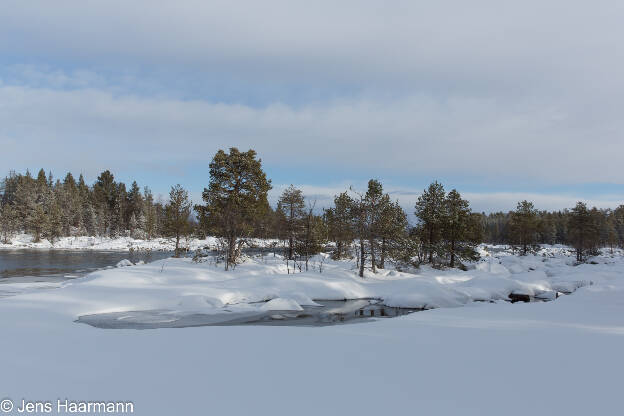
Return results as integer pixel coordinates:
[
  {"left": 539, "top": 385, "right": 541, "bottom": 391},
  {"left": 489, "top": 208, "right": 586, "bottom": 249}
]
[
  {"left": 116, "top": 259, "right": 134, "bottom": 268},
  {"left": 261, "top": 298, "right": 304, "bottom": 311}
]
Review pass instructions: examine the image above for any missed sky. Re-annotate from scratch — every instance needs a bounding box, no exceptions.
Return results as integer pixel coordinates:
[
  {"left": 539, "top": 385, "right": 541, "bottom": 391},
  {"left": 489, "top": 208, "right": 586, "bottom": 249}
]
[{"left": 1, "top": 0, "right": 623, "bottom": 214}]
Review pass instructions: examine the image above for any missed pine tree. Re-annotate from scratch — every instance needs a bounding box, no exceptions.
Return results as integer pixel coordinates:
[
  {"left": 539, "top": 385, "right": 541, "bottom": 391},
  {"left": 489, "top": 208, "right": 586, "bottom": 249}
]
[
  {"left": 606, "top": 212, "right": 618, "bottom": 253},
  {"left": 415, "top": 181, "right": 446, "bottom": 264},
  {"left": 164, "top": 184, "right": 192, "bottom": 257},
  {"left": 297, "top": 202, "right": 327, "bottom": 270},
  {"left": 352, "top": 192, "right": 368, "bottom": 277},
  {"left": 277, "top": 185, "right": 305, "bottom": 260},
  {"left": 614, "top": 205, "right": 624, "bottom": 247},
  {"left": 377, "top": 200, "right": 408, "bottom": 269},
  {"left": 195, "top": 148, "right": 272, "bottom": 270},
  {"left": 364, "top": 179, "right": 387, "bottom": 273},
  {"left": 325, "top": 192, "right": 356, "bottom": 259},
  {"left": 509, "top": 200, "right": 538, "bottom": 255},
  {"left": 442, "top": 189, "right": 474, "bottom": 267},
  {"left": 568, "top": 202, "right": 599, "bottom": 262}
]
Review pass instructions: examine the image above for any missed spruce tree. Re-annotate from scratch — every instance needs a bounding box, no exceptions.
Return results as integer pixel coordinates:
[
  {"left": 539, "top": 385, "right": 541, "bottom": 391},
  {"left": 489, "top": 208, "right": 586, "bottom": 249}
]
[
  {"left": 126, "top": 181, "right": 143, "bottom": 235},
  {"left": 30, "top": 205, "right": 48, "bottom": 242},
  {"left": 93, "top": 170, "right": 117, "bottom": 235},
  {"left": 0, "top": 204, "right": 18, "bottom": 243},
  {"left": 45, "top": 200, "right": 63, "bottom": 244},
  {"left": 143, "top": 187, "right": 157, "bottom": 240}
]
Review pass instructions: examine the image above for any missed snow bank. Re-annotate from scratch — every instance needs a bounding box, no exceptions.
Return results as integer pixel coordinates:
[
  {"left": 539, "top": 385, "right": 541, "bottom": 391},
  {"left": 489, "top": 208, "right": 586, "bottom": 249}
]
[
  {"left": 0, "top": 233, "right": 280, "bottom": 252},
  {"left": 0, "top": 246, "right": 605, "bottom": 319}
]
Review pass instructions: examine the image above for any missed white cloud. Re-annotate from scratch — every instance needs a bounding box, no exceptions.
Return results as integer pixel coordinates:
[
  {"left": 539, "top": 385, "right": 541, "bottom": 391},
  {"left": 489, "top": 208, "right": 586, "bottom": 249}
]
[
  {"left": 270, "top": 184, "right": 623, "bottom": 218},
  {"left": 1, "top": 1, "right": 623, "bottom": 205},
  {"left": 1, "top": 82, "right": 623, "bottom": 186},
  {"left": 1, "top": 1, "right": 623, "bottom": 95}
]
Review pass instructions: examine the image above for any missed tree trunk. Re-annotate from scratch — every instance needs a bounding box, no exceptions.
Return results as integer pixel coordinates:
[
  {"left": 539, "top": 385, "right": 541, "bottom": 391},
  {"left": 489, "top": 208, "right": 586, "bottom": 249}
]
[
  {"left": 577, "top": 234, "right": 584, "bottom": 262},
  {"left": 428, "top": 227, "right": 434, "bottom": 263},
  {"left": 226, "top": 234, "right": 236, "bottom": 270},
  {"left": 288, "top": 236, "right": 294, "bottom": 260},
  {"left": 450, "top": 238, "right": 455, "bottom": 267},
  {"left": 369, "top": 237, "right": 376, "bottom": 273},
  {"left": 359, "top": 239, "right": 365, "bottom": 277},
  {"left": 175, "top": 233, "right": 180, "bottom": 258},
  {"left": 380, "top": 237, "right": 386, "bottom": 269}
]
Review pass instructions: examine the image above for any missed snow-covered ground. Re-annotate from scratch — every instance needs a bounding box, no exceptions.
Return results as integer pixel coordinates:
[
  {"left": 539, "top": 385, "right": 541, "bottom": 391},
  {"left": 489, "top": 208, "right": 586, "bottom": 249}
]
[
  {"left": 0, "top": 245, "right": 623, "bottom": 415},
  {"left": 0, "top": 233, "right": 278, "bottom": 251}
]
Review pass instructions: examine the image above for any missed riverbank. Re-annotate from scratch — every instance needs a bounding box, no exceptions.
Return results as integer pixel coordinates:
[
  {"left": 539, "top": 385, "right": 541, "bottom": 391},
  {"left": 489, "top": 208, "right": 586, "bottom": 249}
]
[{"left": 0, "top": 233, "right": 277, "bottom": 252}]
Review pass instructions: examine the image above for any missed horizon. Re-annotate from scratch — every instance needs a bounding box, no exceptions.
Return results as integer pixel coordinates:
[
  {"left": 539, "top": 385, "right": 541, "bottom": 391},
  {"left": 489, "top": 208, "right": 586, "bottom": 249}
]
[{"left": 2, "top": 166, "right": 621, "bottom": 217}]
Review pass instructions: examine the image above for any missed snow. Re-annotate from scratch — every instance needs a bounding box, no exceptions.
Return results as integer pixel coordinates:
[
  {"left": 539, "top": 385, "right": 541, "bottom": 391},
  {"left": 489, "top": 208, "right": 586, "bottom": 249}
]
[
  {"left": 0, "top": 233, "right": 278, "bottom": 251},
  {"left": 0, "top": 245, "right": 623, "bottom": 415},
  {"left": 115, "top": 259, "right": 134, "bottom": 268},
  {"left": 261, "top": 298, "right": 304, "bottom": 311}
]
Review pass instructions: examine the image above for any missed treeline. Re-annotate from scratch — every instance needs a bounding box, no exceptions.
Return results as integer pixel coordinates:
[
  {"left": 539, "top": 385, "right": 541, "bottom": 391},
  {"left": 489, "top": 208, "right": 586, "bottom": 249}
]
[
  {"left": 0, "top": 169, "right": 172, "bottom": 244},
  {"left": 192, "top": 149, "right": 483, "bottom": 272},
  {"left": 1, "top": 148, "right": 621, "bottom": 269},
  {"left": 482, "top": 201, "right": 624, "bottom": 261}
]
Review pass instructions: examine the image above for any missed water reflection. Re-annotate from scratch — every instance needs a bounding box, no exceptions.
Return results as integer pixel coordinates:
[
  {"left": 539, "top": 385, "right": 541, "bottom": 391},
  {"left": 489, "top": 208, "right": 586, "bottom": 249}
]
[{"left": 76, "top": 300, "right": 423, "bottom": 329}]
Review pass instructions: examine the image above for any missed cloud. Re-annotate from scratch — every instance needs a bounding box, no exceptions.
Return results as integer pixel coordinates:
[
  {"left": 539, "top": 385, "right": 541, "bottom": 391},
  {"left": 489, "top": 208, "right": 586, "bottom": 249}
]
[
  {"left": 1, "top": 1, "right": 623, "bottom": 97},
  {"left": 269, "top": 183, "right": 623, "bottom": 218},
  {"left": 1, "top": 81, "right": 623, "bottom": 187},
  {"left": 1, "top": 2, "right": 623, "bottom": 207}
]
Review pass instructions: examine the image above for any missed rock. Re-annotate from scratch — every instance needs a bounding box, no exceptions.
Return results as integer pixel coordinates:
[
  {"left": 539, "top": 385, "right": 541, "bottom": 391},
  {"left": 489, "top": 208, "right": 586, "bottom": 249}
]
[{"left": 508, "top": 293, "right": 531, "bottom": 303}]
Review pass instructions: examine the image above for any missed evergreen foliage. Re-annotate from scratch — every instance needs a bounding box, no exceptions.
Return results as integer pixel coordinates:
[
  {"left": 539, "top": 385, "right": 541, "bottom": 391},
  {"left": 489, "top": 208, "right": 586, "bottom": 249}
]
[
  {"left": 194, "top": 148, "right": 272, "bottom": 270},
  {"left": 0, "top": 169, "right": 168, "bottom": 244},
  {"left": 415, "top": 181, "right": 446, "bottom": 264},
  {"left": 509, "top": 200, "right": 539, "bottom": 255},
  {"left": 276, "top": 185, "right": 305, "bottom": 260},
  {"left": 1, "top": 157, "right": 622, "bottom": 269},
  {"left": 164, "top": 184, "right": 192, "bottom": 257}
]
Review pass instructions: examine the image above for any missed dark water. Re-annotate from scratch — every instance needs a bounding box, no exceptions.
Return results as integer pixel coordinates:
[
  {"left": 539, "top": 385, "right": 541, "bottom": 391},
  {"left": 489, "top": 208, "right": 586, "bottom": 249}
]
[
  {"left": 76, "top": 300, "right": 423, "bottom": 329},
  {"left": 0, "top": 249, "right": 173, "bottom": 283}
]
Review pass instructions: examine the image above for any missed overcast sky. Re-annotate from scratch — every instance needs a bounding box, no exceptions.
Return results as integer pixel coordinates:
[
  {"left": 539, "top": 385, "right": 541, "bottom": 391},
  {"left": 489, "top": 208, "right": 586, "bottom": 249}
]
[{"left": 1, "top": 0, "right": 623, "bottom": 213}]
